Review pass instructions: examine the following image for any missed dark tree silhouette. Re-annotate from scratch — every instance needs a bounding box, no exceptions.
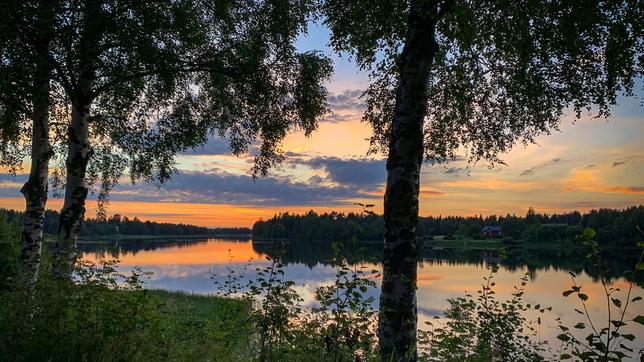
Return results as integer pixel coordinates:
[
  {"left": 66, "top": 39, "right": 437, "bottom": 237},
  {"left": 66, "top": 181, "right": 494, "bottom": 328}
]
[
  {"left": 252, "top": 206, "right": 644, "bottom": 246},
  {"left": 322, "top": 0, "right": 643, "bottom": 359}
]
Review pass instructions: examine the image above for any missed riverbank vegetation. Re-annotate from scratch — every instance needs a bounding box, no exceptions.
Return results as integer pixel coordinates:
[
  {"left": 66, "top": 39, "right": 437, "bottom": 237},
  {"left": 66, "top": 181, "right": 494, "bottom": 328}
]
[
  {"left": 252, "top": 206, "right": 644, "bottom": 247},
  {"left": 0, "top": 271, "right": 252, "bottom": 361}
]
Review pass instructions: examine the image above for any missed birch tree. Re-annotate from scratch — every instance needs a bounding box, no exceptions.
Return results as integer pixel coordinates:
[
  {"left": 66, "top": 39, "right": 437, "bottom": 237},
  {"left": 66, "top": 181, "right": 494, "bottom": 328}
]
[
  {"left": 322, "top": 0, "right": 643, "bottom": 360},
  {"left": 44, "top": 0, "right": 331, "bottom": 278},
  {"left": 0, "top": 0, "right": 60, "bottom": 287}
]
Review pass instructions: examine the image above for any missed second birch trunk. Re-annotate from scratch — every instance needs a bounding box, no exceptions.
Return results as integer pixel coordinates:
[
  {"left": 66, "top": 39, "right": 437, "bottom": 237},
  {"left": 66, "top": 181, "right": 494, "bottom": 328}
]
[{"left": 53, "top": 98, "right": 92, "bottom": 279}]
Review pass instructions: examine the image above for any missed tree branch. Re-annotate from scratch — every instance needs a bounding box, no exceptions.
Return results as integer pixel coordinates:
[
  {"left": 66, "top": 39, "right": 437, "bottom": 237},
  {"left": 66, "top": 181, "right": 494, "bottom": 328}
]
[
  {"left": 91, "top": 63, "right": 243, "bottom": 98},
  {"left": 48, "top": 55, "right": 75, "bottom": 98}
]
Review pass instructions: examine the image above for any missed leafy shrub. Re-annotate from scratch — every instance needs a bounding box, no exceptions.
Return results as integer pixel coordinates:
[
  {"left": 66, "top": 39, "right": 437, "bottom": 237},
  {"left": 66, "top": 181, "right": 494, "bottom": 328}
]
[
  {"left": 556, "top": 228, "right": 644, "bottom": 361},
  {"left": 215, "top": 242, "right": 380, "bottom": 361},
  {"left": 0, "top": 254, "right": 251, "bottom": 361},
  {"left": 0, "top": 260, "right": 165, "bottom": 361},
  {"left": 305, "top": 243, "right": 378, "bottom": 361},
  {"left": 418, "top": 267, "right": 547, "bottom": 362},
  {"left": 215, "top": 243, "right": 306, "bottom": 361}
]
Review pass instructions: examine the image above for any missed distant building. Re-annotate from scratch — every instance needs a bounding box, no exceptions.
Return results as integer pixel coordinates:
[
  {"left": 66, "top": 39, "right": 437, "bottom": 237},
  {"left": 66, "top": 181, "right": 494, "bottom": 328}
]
[{"left": 481, "top": 226, "right": 503, "bottom": 238}]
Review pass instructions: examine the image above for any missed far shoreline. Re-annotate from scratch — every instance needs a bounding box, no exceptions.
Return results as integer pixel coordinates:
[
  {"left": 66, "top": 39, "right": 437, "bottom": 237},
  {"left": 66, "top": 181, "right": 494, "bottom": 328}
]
[{"left": 43, "top": 233, "right": 252, "bottom": 243}]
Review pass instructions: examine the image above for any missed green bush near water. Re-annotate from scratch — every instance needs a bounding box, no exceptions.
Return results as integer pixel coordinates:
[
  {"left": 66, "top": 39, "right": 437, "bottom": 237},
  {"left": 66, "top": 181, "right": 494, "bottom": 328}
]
[{"left": 0, "top": 261, "right": 251, "bottom": 361}]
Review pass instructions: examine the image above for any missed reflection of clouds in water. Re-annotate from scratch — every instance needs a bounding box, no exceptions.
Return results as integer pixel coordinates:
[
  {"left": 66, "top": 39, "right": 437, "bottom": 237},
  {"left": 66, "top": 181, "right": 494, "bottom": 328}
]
[
  {"left": 111, "top": 263, "right": 214, "bottom": 294},
  {"left": 279, "top": 263, "right": 382, "bottom": 307},
  {"left": 129, "top": 264, "right": 211, "bottom": 280},
  {"left": 114, "top": 259, "right": 384, "bottom": 307}
]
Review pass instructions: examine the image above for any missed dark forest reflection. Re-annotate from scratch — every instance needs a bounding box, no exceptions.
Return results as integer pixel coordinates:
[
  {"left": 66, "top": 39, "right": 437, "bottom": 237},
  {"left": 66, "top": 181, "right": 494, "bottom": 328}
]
[{"left": 77, "top": 238, "right": 641, "bottom": 284}]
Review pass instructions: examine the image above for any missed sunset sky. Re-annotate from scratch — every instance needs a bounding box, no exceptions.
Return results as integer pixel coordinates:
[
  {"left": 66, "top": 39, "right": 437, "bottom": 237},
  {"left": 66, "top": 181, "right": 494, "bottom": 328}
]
[{"left": 1, "top": 22, "right": 643, "bottom": 227}]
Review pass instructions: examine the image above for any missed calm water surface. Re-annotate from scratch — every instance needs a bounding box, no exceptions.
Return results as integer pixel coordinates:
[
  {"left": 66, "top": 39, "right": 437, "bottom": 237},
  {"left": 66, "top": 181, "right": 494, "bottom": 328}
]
[{"left": 79, "top": 237, "right": 644, "bottom": 357}]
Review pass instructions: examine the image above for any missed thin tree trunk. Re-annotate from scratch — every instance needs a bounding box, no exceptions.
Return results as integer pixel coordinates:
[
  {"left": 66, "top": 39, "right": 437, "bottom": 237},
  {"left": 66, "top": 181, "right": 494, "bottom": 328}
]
[
  {"left": 53, "top": 1, "right": 100, "bottom": 280},
  {"left": 53, "top": 88, "right": 93, "bottom": 279},
  {"left": 378, "top": 1, "right": 439, "bottom": 360},
  {"left": 19, "top": 2, "right": 54, "bottom": 289}
]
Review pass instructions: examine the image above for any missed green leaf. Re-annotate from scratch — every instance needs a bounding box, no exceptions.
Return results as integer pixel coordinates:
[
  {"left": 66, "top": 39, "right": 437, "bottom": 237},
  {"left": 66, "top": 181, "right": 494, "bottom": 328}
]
[
  {"left": 562, "top": 290, "right": 574, "bottom": 297},
  {"left": 578, "top": 293, "right": 588, "bottom": 301},
  {"left": 582, "top": 228, "right": 596, "bottom": 239},
  {"left": 560, "top": 354, "right": 572, "bottom": 360},
  {"left": 611, "top": 298, "right": 622, "bottom": 308},
  {"left": 633, "top": 315, "right": 644, "bottom": 325},
  {"left": 574, "top": 322, "right": 586, "bottom": 329},
  {"left": 637, "top": 262, "right": 644, "bottom": 271},
  {"left": 631, "top": 296, "right": 642, "bottom": 302}
]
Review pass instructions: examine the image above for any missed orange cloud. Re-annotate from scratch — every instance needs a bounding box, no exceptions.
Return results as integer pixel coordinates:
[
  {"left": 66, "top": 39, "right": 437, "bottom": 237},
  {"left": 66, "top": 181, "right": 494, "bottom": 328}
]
[
  {"left": 283, "top": 118, "right": 372, "bottom": 158},
  {"left": 563, "top": 168, "right": 644, "bottom": 195},
  {"left": 436, "top": 178, "right": 549, "bottom": 191},
  {"left": 420, "top": 190, "right": 445, "bottom": 197}
]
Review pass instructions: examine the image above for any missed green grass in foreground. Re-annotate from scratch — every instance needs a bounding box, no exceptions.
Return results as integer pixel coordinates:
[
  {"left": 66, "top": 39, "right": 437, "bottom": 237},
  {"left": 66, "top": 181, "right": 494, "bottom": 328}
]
[
  {"left": 147, "top": 290, "right": 253, "bottom": 361},
  {"left": 0, "top": 265, "right": 253, "bottom": 361}
]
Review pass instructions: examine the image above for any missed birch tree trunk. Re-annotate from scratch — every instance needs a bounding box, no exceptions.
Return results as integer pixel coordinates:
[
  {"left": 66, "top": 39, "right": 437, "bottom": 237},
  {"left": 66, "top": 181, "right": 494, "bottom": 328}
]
[
  {"left": 19, "top": 3, "right": 53, "bottom": 289},
  {"left": 53, "top": 81, "right": 93, "bottom": 279},
  {"left": 52, "top": 0, "right": 100, "bottom": 280},
  {"left": 53, "top": 72, "right": 94, "bottom": 279},
  {"left": 20, "top": 66, "right": 51, "bottom": 288},
  {"left": 378, "top": 1, "right": 438, "bottom": 360}
]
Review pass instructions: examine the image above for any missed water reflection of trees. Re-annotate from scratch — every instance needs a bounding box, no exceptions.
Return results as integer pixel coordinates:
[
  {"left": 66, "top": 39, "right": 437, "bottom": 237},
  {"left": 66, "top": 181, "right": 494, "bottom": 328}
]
[
  {"left": 252, "top": 241, "right": 641, "bottom": 284},
  {"left": 77, "top": 237, "right": 250, "bottom": 259},
  {"left": 74, "top": 238, "right": 640, "bottom": 284}
]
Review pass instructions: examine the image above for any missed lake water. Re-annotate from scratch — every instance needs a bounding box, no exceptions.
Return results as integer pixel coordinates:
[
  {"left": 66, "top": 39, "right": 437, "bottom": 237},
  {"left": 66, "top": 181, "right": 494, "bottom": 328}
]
[{"left": 79, "top": 237, "right": 644, "bottom": 358}]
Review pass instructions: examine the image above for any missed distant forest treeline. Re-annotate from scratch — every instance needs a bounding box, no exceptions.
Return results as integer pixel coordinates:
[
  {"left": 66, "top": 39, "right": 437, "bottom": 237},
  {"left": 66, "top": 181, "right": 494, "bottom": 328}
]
[
  {"left": 252, "top": 206, "right": 644, "bottom": 246},
  {"left": 0, "top": 209, "right": 250, "bottom": 237}
]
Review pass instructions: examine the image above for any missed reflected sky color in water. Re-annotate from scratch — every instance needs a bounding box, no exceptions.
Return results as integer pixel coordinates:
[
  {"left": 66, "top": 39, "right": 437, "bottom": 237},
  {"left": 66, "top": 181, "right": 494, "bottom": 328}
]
[{"left": 79, "top": 238, "right": 644, "bottom": 356}]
